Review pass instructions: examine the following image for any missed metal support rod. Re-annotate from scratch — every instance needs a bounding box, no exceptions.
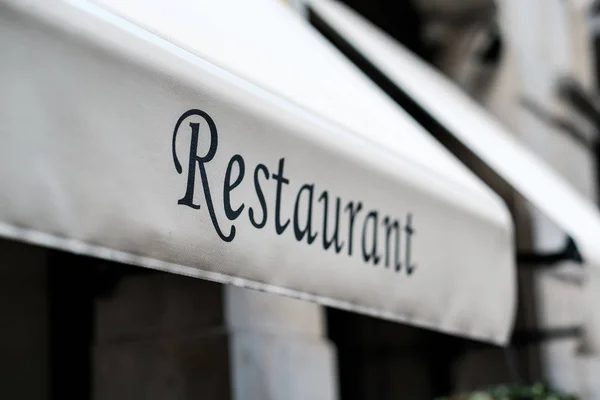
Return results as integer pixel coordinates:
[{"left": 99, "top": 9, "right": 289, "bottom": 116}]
[{"left": 517, "top": 236, "right": 583, "bottom": 267}]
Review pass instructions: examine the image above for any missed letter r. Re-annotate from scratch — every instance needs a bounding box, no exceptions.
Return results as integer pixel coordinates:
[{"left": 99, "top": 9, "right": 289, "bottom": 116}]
[{"left": 172, "top": 109, "right": 219, "bottom": 209}]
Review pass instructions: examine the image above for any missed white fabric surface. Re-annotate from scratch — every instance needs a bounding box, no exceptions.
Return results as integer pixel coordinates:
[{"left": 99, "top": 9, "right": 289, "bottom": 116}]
[{"left": 0, "top": 0, "right": 515, "bottom": 343}]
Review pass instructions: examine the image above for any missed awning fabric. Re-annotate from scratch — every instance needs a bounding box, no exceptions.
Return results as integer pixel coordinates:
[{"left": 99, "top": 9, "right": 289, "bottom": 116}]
[
  {"left": 0, "top": 0, "right": 515, "bottom": 343},
  {"left": 308, "top": 0, "right": 600, "bottom": 270}
]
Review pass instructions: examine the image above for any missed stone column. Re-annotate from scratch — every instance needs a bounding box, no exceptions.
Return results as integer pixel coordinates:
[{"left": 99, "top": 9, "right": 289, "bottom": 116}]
[{"left": 225, "top": 287, "right": 337, "bottom": 400}]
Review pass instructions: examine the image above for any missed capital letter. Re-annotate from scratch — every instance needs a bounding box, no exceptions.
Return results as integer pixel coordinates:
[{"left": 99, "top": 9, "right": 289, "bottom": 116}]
[{"left": 172, "top": 109, "right": 235, "bottom": 242}]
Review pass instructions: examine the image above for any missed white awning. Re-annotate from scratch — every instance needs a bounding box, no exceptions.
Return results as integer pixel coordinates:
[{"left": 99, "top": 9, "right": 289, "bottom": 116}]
[
  {"left": 0, "top": 0, "right": 515, "bottom": 343},
  {"left": 308, "top": 0, "right": 600, "bottom": 271}
]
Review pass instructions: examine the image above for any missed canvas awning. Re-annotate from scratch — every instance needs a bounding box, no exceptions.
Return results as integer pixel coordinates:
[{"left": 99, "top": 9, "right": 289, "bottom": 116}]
[
  {"left": 308, "top": 0, "right": 600, "bottom": 268},
  {"left": 0, "top": 0, "right": 515, "bottom": 343},
  {"left": 307, "top": 0, "right": 600, "bottom": 349}
]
